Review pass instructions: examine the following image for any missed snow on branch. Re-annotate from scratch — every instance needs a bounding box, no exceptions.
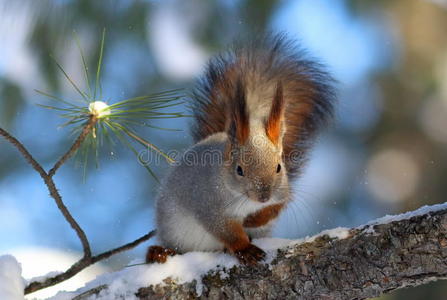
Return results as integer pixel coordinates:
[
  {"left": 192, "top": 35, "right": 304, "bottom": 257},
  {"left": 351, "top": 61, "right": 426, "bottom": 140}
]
[{"left": 53, "top": 203, "right": 447, "bottom": 300}]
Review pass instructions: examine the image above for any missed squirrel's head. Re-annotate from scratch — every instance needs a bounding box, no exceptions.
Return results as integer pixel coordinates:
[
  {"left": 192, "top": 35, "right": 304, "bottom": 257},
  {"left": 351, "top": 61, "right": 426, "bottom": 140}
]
[{"left": 223, "top": 81, "right": 289, "bottom": 203}]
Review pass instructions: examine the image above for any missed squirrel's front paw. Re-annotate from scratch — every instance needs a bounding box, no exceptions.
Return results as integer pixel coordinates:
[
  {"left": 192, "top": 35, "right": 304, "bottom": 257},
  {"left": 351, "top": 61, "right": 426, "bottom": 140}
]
[
  {"left": 234, "top": 243, "right": 266, "bottom": 265},
  {"left": 146, "top": 245, "right": 176, "bottom": 264}
]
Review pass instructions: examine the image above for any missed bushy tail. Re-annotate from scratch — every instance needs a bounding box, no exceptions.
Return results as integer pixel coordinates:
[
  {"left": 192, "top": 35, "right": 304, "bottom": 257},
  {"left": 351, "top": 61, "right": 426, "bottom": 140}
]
[{"left": 189, "top": 34, "right": 336, "bottom": 180}]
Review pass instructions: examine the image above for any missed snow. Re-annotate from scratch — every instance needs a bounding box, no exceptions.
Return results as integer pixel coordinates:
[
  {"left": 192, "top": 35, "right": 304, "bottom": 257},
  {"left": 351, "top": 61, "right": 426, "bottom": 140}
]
[
  {"left": 301, "top": 227, "right": 350, "bottom": 243},
  {"left": 27, "top": 271, "right": 62, "bottom": 285},
  {"left": 0, "top": 255, "right": 25, "bottom": 300},
  {"left": 0, "top": 232, "right": 357, "bottom": 300},
  {"left": 7, "top": 247, "right": 109, "bottom": 300},
  {"left": 51, "top": 253, "right": 235, "bottom": 300},
  {"left": 361, "top": 202, "right": 447, "bottom": 234},
  {"left": 88, "top": 101, "right": 111, "bottom": 119},
  {"left": 19, "top": 203, "right": 447, "bottom": 299},
  {"left": 49, "top": 236, "right": 345, "bottom": 300},
  {"left": 49, "top": 238, "right": 294, "bottom": 300}
]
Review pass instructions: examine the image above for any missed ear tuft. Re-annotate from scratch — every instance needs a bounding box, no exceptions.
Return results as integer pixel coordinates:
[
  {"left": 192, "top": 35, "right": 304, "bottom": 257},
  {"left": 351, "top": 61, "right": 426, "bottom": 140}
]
[
  {"left": 266, "top": 82, "right": 285, "bottom": 144},
  {"left": 228, "top": 79, "right": 250, "bottom": 144}
]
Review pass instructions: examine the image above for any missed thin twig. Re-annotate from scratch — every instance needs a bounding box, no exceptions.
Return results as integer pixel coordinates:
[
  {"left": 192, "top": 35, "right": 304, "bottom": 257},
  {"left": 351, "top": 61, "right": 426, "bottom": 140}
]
[
  {"left": 91, "top": 230, "right": 157, "bottom": 263},
  {"left": 1, "top": 126, "right": 92, "bottom": 258},
  {"left": 49, "top": 115, "right": 97, "bottom": 177},
  {"left": 0, "top": 128, "right": 48, "bottom": 180},
  {"left": 43, "top": 175, "right": 92, "bottom": 258},
  {"left": 24, "top": 230, "right": 156, "bottom": 294}
]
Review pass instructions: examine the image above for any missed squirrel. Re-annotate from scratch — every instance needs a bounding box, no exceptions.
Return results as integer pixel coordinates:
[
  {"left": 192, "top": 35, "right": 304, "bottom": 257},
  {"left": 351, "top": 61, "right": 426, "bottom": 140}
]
[{"left": 146, "top": 34, "right": 335, "bottom": 265}]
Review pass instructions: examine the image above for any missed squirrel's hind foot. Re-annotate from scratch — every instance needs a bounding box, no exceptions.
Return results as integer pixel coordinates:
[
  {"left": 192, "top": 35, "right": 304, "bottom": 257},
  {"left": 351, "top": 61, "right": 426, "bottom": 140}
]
[
  {"left": 146, "top": 245, "right": 177, "bottom": 264},
  {"left": 234, "top": 243, "right": 266, "bottom": 266}
]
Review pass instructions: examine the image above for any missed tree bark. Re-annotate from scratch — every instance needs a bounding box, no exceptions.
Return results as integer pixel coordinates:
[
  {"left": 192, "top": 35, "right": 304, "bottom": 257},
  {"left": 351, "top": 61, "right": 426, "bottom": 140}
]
[{"left": 76, "top": 205, "right": 447, "bottom": 300}]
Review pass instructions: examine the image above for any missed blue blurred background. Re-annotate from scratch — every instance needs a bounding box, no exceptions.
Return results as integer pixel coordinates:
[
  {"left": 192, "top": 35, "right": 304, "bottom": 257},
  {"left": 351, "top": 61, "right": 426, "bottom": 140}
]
[{"left": 1, "top": 0, "right": 446, "bottom": 299}]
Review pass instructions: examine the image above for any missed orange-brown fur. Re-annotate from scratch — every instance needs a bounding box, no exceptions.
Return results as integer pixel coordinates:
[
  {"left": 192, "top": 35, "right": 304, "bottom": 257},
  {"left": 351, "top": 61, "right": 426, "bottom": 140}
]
[
  {"left": 282, "top": 85, "right": 321, "bottom": 176},
  {"left": 146, "top": 245, "right": 177, "bottom": 264},
  {"left": 229, "top": 79, "right": 250, "bottom": 144},
  {"left": 192, "top": 63, "right": 239, "bottom": 141},
  {"left": 243, "top": 203, "right": 285, "bottom": 228},
  {"left": 191, "top": 35, "right": 335, "bottom": 180},
  {"left": 216, "top": 219, "right": 266, "bottom": 265},
  {"left": 265, "top": 83, "right": 285, "bottom": 145},
  {"left": 217, "top": 219, "right": 251, "bottom": 252}
]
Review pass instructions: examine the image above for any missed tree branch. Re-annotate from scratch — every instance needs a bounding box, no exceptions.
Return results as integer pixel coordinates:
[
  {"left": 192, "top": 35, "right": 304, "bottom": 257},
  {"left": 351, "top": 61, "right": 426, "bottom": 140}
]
[
  {"left": 0, "top": 126, "right": 156, "bottom": 295},
  {"left": 48, "top": 115, "right": 97, "bottom": 177},
  {"left": 24, "top": 230, "right": 156, "bottom": 295},
  {"left": 43, "top": 175, "right": 92, "bottom": 258},
  {"left": 76, "top": 204, "right": 447, "bottom": 300},
  {"left": 91, "top": 230, "right": 157, "bottom": 263},
  {"left": 0, "top": 128, "right": 48, "bottom": 180}
]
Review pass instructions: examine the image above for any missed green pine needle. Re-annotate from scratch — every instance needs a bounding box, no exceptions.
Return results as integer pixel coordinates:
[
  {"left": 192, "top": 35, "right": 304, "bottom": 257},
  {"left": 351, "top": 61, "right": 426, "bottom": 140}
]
[
  {"left": 74, "top": 31, "right": 93, "bottom": 99},
  {"left": 37, "top": 31, "right": 186, "bottom": 181},
  {"left": 94, "top": 28, "right": 105, "bottom": 100}
]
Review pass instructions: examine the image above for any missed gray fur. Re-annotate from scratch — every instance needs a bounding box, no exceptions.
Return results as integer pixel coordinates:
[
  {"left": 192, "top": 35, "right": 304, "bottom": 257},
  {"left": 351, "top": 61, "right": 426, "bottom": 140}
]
[{"left": 156, "top": 132, "right": 289, "bottom": 253}]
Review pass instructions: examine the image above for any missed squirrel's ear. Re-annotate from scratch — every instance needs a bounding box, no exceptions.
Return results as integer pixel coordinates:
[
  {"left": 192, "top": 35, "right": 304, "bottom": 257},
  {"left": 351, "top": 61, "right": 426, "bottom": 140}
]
[
  {"left": 227, "top": 79, "right": 249, "bottom": 144},
  {"left": 266, "top": 82, "right": 285, "bottom": 145}
]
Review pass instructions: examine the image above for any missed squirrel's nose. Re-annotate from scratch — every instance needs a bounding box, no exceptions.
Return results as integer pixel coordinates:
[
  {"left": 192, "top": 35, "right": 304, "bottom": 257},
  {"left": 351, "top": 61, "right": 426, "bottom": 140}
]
[{"left": 258, "top": 185, "right": 271, "bottom": 202}]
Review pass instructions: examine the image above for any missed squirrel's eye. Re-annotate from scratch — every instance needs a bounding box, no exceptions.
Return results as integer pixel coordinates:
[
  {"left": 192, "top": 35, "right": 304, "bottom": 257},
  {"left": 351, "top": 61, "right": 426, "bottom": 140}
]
[
  {"left": 276, "top": 164, "right": 281, "bottom": 173},
  {"left": 236, "top": 165, "right": 244, "bottom": 176}
]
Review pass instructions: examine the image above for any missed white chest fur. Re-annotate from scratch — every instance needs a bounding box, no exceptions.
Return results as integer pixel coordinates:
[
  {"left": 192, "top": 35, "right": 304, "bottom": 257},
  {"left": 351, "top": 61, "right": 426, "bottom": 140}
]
[{"left": 166, "top": 209, "right": 224, "bottom": 252}]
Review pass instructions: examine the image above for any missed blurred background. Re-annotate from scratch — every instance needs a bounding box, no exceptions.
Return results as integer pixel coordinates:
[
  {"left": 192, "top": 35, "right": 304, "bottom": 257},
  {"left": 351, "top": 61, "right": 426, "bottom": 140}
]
[{"left": 0, "top": 0, "right": 446, "bottom": 299}]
